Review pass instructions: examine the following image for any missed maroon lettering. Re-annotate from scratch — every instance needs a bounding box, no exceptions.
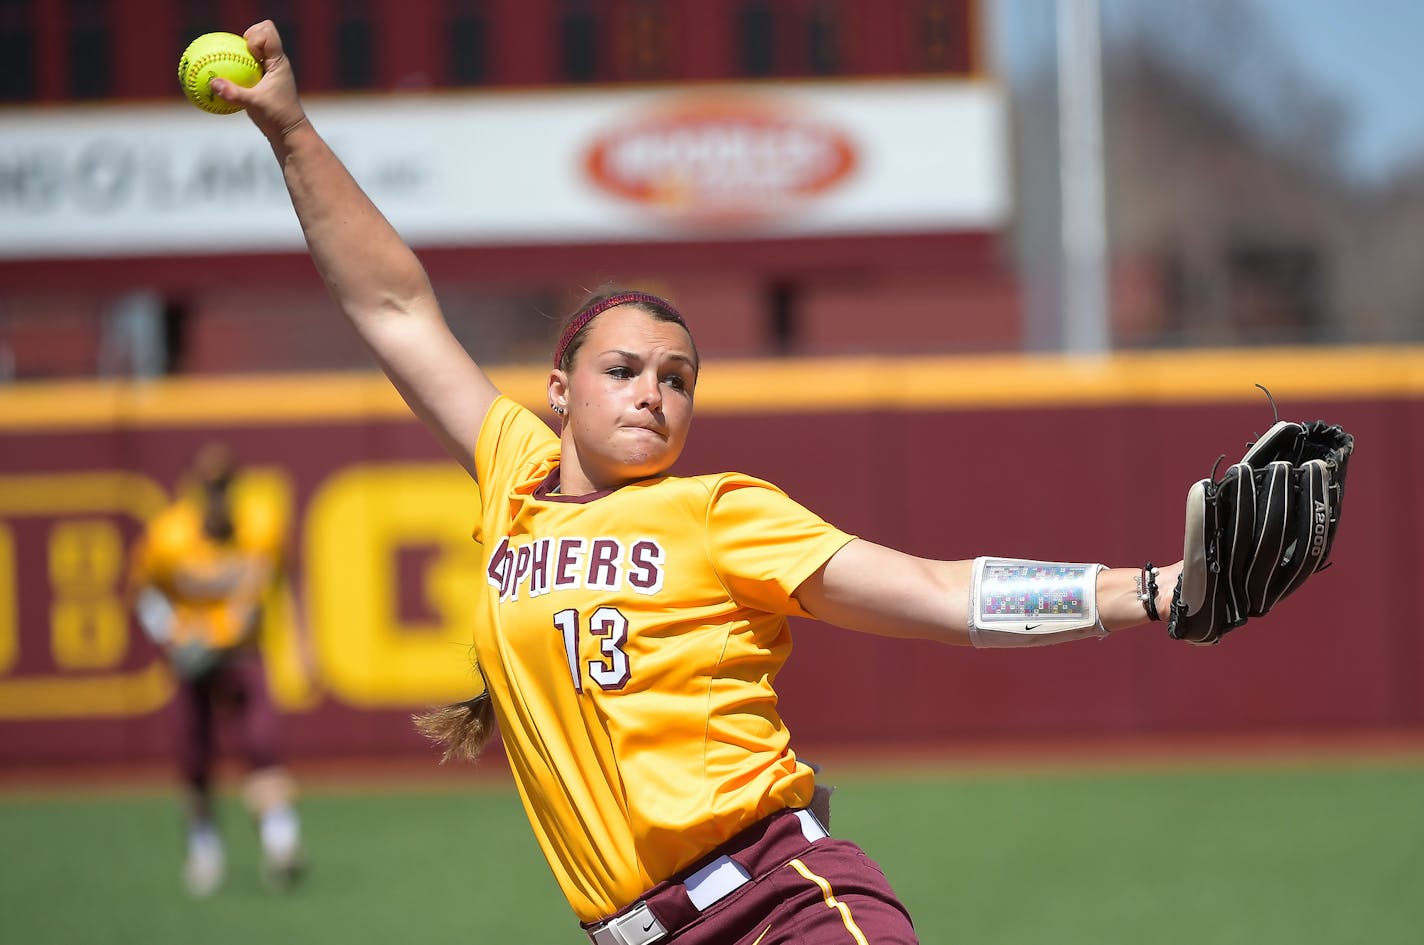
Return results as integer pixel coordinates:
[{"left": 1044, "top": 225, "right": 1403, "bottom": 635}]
[
  {"left": 486, "top": 536, "right": 510, "bottom": 591},
  {"left": 554, "top": 538, "right": 586, "bottom": 591},
  {"left": 528, "top": 538, "right": 552, "bottom": 597},
  {"left": 587, "top": 539, "right": 622, "bottom": 590},
  {"left": 510, "top": 544, "right": 533, "bottom": 601},
  {"left": 628, "top": 540, "right": 665, "bottom": 594},
  {"left": 490, "top": 534, "right": 666, "bottom": 599}
]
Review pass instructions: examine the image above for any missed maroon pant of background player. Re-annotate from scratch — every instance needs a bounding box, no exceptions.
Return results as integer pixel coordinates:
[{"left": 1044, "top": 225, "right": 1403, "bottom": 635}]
[{"left": 176, "top": 649, "right": 283, "bottom": 792}]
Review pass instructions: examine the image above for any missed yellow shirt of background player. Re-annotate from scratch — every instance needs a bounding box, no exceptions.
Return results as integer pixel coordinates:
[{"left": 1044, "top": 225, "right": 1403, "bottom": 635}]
[
  {"left": 133, "top": 491, "right": 284, "bottom": 650},
  {"left": 472, "top": 396, "right": 855, "bottom": 921}
]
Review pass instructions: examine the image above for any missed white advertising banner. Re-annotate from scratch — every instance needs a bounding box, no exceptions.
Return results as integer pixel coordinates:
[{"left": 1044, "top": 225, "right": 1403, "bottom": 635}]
[{"left": 0, "top": 79, "right": 1007, "bottom": 259}]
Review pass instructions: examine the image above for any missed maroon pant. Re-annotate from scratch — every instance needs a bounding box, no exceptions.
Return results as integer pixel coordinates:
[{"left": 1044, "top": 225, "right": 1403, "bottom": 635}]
[
  {"left": 175, "top": 649, "right": 282, "bottom": 791},
  {"left": 584, "top": 809, "right": 919, "bottom": 945}
]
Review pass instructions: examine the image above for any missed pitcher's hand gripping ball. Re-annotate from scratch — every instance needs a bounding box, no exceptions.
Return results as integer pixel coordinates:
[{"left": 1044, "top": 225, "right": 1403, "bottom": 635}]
[
  {"left": 178, "top": 32, "right": 262, "bottom": 115},
  {"left": 1167, "top": 389, "right": 1354, "bottom": 645}
]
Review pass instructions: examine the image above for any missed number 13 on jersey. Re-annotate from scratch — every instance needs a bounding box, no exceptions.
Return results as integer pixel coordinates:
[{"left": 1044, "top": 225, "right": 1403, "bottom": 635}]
[{"left": 553, "top": 607, "right": 631, "bottom": 692}]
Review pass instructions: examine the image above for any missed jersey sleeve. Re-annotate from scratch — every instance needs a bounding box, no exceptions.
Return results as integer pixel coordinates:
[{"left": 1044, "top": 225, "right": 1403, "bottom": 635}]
[
  {"left": 474, "top": 396, "right": 560, "bottom": 504},
  {"left": 704, "top": 475, "right": 855, "bottom": 617},
  {"left": 236, "top": 493, "right": 286, "bottom": 561},
  {"left": 131, "top": 506, "right": 196, "bottom": 588}
]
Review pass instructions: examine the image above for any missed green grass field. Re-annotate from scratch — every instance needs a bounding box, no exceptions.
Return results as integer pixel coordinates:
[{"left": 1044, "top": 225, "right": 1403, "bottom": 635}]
[{"left": 4, "top": 758, "right": 1423, "bottom": 944}]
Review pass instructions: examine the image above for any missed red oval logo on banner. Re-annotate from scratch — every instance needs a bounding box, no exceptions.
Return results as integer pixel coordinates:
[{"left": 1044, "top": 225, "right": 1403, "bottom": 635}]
[{"left": 584, "top": 99, "right": 858, "bottom": 223}]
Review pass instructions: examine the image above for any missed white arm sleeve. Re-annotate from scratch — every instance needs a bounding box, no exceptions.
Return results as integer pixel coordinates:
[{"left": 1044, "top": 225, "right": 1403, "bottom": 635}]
[
  {"left": 967, "top": 557, "right": 1108, "bottom": 648},
  {"left": 134, "top": 587, "right": 177, "bottom": 645}
]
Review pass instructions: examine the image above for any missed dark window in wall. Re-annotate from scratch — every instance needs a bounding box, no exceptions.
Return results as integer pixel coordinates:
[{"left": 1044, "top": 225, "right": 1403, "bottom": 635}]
[
  {"left": 447, "top": 0, "right": 488, "bottom": 85},
  {"left": 916, "top": 0, "right": 956, "bottom": 72},
  {"left": 1227, "top": 244, "right": 1326, "bottom": 342},
  {"left": 266, "top": 0, "right": 301, "bottom": 80},
  {"left": 160, "top": 298, "right": 191, "bottom": 375},
  {"left": 767, "top": 281, "right": 799, "bottom": 353},
  {"left": 180, "top": 0, "right": 220, "bottom": 41},
  {"left": 336, "top": 0, "right": 376, "bottom": 89},
  {"left": 807, "top": 0, "right": 842, "bottom": 76},
  {"left": 616, "top": 0, "right": 669, "bottom": 81},
  {"left": 0, "top": 0, "right": 35, "bottom": 101},
  {"left": 67, "top": 0, "right": 109, "bottom": 99},
  {"left": 738, "top": 0, "right": 776, "bottom": 77},
  {"left": 560, "top": 0, "right": 599, "bottom": 83}
]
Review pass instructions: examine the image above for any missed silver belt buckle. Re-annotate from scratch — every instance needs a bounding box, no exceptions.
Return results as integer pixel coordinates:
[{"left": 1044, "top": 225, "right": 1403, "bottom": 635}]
[{"left": 588, "top": 901, "right": 666, "bottom": 945}]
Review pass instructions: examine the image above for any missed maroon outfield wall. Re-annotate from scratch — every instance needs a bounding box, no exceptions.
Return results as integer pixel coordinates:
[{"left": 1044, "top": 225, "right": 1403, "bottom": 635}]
[{"left": 0, "top": 347, "right": 1418, "bottom": 768}]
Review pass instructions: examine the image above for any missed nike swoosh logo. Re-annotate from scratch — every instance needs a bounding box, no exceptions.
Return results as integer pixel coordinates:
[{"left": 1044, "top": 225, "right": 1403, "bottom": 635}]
[
  {"left": 642, "top": 918, "right": 657, "bottom": 932},
  {"left": 1025, "top": 624, "right": 1041, "bottom": 631}
]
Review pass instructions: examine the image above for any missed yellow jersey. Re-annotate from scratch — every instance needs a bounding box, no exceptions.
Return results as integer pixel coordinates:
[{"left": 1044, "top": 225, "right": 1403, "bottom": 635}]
[
  {"left": 131, "top": 491, "right": 284, "bottom": 651},
  {"left": 473, "top": 396, "right": 855, "bottom": 921}
]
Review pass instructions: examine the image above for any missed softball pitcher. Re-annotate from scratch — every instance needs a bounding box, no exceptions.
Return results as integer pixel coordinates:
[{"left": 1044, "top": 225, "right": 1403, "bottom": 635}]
[{"left": 219, "top": 19, "right": 1351, "bottom": 943}]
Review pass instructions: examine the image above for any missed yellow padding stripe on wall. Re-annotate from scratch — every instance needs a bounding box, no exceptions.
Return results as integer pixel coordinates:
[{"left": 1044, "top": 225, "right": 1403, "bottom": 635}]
[
  {"left": 1, "top": 345, "right": 1421, "bottom": 431},
  {"left": 699, "top": 344, "right": 1424, "bottom": 412}
]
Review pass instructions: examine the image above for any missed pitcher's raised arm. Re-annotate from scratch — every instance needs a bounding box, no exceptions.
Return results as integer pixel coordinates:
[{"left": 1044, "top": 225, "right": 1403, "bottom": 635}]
[{"left": 215, "top": 20, "right": 498, "bottom": 477}]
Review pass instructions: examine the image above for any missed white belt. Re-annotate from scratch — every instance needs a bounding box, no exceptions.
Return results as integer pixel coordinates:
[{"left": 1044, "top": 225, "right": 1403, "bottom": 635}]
[
  {"left": 589, "top": 902, "right": 668, "bottom": 945},
  {"left": 588, "top": 810, "right": 828, "bottom": 945}
]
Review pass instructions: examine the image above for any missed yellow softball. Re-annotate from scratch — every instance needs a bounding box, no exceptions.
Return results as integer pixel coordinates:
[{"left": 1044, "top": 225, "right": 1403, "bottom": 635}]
[{"left": 177, "top": 32, "right": 262, "bottom": 115}]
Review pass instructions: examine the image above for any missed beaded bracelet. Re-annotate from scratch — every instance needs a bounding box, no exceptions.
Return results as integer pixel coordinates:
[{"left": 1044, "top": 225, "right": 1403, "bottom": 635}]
[{"left": 1137, "top": 562, "right": 1161, "bottom": 621}]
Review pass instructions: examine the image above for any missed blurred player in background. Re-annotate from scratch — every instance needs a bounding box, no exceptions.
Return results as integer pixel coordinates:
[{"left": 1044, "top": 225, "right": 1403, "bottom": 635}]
[
  {"left": 219, "top": 20, "right": 1186, "bottom": 944},
  {"left": 129, "top": 442, "right": 307, "bottom": 897}
]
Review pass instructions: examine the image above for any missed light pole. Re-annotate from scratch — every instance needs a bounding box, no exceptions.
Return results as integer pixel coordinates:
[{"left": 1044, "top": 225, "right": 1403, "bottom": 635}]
[{"left": 1056, "top": 0, "right": 1110, "bottom": 354}]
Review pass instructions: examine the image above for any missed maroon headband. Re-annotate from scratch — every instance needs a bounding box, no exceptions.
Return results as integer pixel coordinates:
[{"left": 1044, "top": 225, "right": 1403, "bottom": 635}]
[{"left": 552, "top": 292, "right": 686, "bottom": 369}]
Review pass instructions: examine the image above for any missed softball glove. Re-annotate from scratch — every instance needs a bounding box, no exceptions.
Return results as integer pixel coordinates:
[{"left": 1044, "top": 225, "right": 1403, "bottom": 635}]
[{"left": 1167, "top": 400, "right": 1354, "bottom": 646}]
